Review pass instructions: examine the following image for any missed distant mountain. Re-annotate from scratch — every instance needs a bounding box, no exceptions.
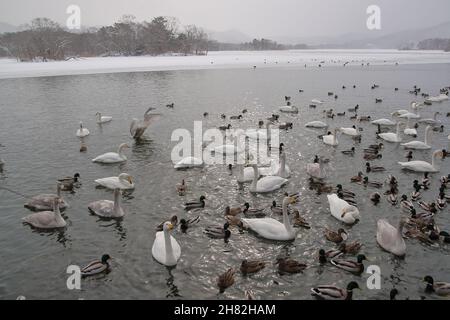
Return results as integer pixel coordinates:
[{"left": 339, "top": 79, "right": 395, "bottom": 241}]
[
  {"left": 0, "top": 22, "right": 17, "bottom": 34},
  {"left": 207, "top": 29, "right": 252, "bottom": 43}
]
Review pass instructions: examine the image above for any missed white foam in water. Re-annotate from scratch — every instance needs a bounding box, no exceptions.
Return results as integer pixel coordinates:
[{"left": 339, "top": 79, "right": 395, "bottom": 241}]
[{"left": 1, "top": 49, "right": 450, "bottom": 79}]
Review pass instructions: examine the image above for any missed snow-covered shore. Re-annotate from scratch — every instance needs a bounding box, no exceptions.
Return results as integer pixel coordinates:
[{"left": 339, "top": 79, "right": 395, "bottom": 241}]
[{"left": 1, "top": 49, "right": 450, "bottom": 79}]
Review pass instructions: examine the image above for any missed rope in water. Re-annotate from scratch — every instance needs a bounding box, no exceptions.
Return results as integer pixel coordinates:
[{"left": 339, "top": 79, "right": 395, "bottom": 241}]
[{"left": 0, "top": 186, "right": 31, "bottom": 200}]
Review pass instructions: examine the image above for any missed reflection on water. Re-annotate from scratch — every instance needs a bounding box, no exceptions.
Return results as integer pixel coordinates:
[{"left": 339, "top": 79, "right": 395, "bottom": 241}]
[{"left": 0, "top": 64, "right": 449, "bottom": 299}]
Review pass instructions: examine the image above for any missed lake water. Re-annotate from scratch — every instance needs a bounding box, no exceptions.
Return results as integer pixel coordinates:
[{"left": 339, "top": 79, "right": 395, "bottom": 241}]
[{"left": 0, "top": 61, "right": 449, "bottom": 300}]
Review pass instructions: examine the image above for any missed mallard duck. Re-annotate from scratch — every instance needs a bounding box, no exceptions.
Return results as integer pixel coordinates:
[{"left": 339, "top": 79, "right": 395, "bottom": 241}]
[
  {"left": 225, "top": 205, "right": 242, "bottom": 216},
  {"left": 180, "top": 216, "right": 200, "bottom": 233},
  {"left": 293, "top": 210, "right": 310, "bottom": 229},
  {"left": 225, "top": 215, "right": 242, "bottom": 227},
  {"left": 243, "top": 203, "right": 265, "bottom": 217},
  {"left": 219, "top": 124, "right": 231, "bottom": 131},
  {"left": 418, "top": 201, "right": 437, "bottom": 213},
  {"left": 336, "top": 184, "right": 355, "bottom": 197},
  {"left": 422, "top": 173, "right": 430, "bottom": 189},
  {"left": 176, "top": 179, "right": 186, "bottom": 196},
  {"left": 341, "top": 147, "right": 355, "bottom": 155},
  {"left": 230, "top": 114, "right": 243, "bottom": 120},
  {"left": 366, "top": 162, "right": 385, "bottom": 173},
  {"left": 240, "top": 260, "right": 266, "bottom": 275},
  {"left": 220, "top": 114, "right": 226, "bottom": 119},
  {"left": 390, "top": 289, "right": 399, "bottom": 300},
  {"left": 341, "top": 241, "right": 362, "bottom": 255},
  {"left": 80, "top": 142, "right": 87, "bottom": 152},
  {"left": 203, "top": 112, "right": 209, "bottom": 117},
  {"left": 351, "top": 172, "right": 364, "bottom": 183},
  {"left": 205, "top": 222, "right": 231, "bottom": 240},
  {"left": 363, "top": 177, "right": 382, "bottom": 188},
  {"left": 387, "top": 193, "right": 398, "bottom": 205},
  {"left": 400, "top": 195, "right": 414, "bottom": 212},
  {"left": 437, "top": 193, "right": 446, "bottom": 210},
  {"left": 423, "top": 276, "right": 450, "bottom": 296},
  {"left": 217, "top": 268, "right": 235, "bottom": 293},
  {"left": 370, "top": 192, "right": 381, "bottom": 205},
  {"left": 411, "top": 186, "right": 421, "bottom": 201},
  {"left": 156, "top": 215, "right": 178, "bottom": 231},
  {"left": 279, "top": 122, "right": 293, "bottom": 130},
  {"left": 364, "top": 153, "right": 382, "bottom": 160},
  {"left": 409, "top": 208, "right": 434, "bottom": 226},
  {"left": 324, "top": 228, "right": 348, "bottom": 243},
  {"left": 58, "top": 173, "right": 81, "bottom": 191},
  {"left": 318, "top": 248, "right": 343, "bottom": 264},
  {"left": 337, "top": 191, "right": 357, "bottom": 206},
  {"left": 184, "top": 196, "right": 206, "bottom": 211},
  {"left": 276, "top": 257, "right": 307, "bottom": 274},
  {"left": 330, "top": 254, "right": 367, "bottom": 275},
  {"left": 311, "top": 281, "right": 360, "bottom": 300},
  {"left": 81, "top": 254, "right": 111, "bottom": 277},
  {"left": 405, "top": 151, "right": 413, "bottom": 161}
]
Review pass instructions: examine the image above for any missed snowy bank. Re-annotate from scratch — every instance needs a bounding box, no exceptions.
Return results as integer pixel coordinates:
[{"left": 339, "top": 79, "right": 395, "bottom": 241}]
[{"left": 1, "top": 50, "right": 450, "bottom": 79}]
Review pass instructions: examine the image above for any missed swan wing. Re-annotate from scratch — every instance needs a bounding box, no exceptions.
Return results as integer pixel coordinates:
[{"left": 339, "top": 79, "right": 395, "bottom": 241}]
[
  {"left": 88, "top": 200, "right": 114, "bottom": 217},
  {"left": 256, "top": 176, "right": 288, "bottom": 192},
  {"left": 151, "top": 232, "right": 180, "bottom": 266},
  {"left": 376, "top": 219, "right": 406, "bottom": 256},
  {"left": 241, "top": 218, "right": 293, "bottom": 240},
  {"left": 92, "top": 152, "right": 124, "bottom": 163}
]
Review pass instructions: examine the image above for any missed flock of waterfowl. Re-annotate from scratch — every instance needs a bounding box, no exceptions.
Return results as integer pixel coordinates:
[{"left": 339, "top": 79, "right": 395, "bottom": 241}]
[{"left": 2, "top": 79, "right": 450, "bottom": 300}]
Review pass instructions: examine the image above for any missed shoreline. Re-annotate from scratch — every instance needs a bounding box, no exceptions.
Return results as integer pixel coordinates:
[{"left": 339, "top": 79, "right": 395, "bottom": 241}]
[{"left": 1, "top": 49, "right": 450, "bottom": 80}]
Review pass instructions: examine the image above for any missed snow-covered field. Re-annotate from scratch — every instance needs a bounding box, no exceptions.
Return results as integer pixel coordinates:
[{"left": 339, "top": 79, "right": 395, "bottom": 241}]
[{"left": 1, "top": 49, "right": 450, "bottom": 79}]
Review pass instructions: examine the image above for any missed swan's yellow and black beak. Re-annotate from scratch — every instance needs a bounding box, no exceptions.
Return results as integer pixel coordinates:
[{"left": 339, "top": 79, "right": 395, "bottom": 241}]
[
  {"left": 289, "top": 195, "right": 299, "bottom": 204},
  {"left": 167, "top": 223, "right": 174, "bottom": 230},
  {"left": 128, "top": 176, "right": 133, "bottom": 184}
]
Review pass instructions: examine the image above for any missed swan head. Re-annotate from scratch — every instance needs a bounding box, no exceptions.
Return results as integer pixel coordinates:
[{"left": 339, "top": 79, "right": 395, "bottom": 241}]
[
  {"left": 119, "top": 173, "right": 133, "bottom": 184},
  {"left": 101, "top": 254, "right": 111, "bottom": 264},
  {"left": 79, "top": 121, "right": 83, "bottom": 128},
  {"left": 162, "top": 222, "right": 174, "bottom": 231}
]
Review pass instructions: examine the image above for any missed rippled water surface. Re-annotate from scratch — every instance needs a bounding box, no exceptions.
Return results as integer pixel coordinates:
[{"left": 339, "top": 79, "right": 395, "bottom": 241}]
[{"left": 0, "top": 63, "right": 449, "bottom": 300}]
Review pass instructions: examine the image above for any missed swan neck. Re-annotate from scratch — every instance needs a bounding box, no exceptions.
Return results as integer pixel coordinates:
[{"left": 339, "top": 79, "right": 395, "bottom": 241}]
[
  {"left": 113, "top": 189, "right": 121, "bottom": 213},
  {"left": 251, "top": 166, "right": 258, "bottom": 190},
  {"left": 282, "top": 198, "right": 292, "bottom": 231},
  {"left": 163, "top": 228, "right": 174, "bottom": 261},
  {"left": 280, "top": 152, "right": 286, "bottom": 175}
]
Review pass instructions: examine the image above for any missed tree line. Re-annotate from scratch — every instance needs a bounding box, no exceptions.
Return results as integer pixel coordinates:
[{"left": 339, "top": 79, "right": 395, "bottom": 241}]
[
  {"left": 0, "top": 16, "right": 307, "bottom": 62},
  {"left": 417, "top": 38, "right": 450, "bottom": 52},
  {"left": 0, "top": 15, "right": 209, "bottom": 61}
]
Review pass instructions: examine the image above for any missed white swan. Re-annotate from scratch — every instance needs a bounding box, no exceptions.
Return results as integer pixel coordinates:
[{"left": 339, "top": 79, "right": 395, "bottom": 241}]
[
  {"left": 94, "top": 173, "right": 134, "bottom": 190},
  {"left": 397, "top": 102, "right": 421, "bottom": 119},
  {"left": 378, "top": 122, "right": 403, "bottom": 143},
  {"left": 376, "top": 218, "right": 406, "bottom": 257},
  {"left": 152, "top": 221, "right": 181, "bottom": 266},
  {"left": 236, "top": 164, "right": 259, "bottom": 183},
  {"left": 323, "top": 129, "right": 340, "bottom": 146},
  {"left": 279, "top": 105, "right": 299, "bottom": 113},
  {"left": 327, "top": 194, "right": 360, "bottom": 225},
  {"left": 404, "top": 118, "right": 417, "bottom": 136},
  {"left": 340, "top": 125, "right": 359, "bottom": 137},
  {"left": 425, "top": 94, "right": 449, "bottom": 103},
  {"left": 249, "top": 165, "right": 288, "bottom": 193},
  {"left": 305, "top": 121, "right": 328, "bottom": 128},
  {"left": 371, "top": 118, "right": 396, "bottom": 126},
  {"left": 307, "top": 159, "right": 323, "bottom": 179},
  {"left": 401, "top": 125, "right": 432, "bottom": 150},
  {"left": 273, "top": 151, "right": 291, "bottom": 178},
  {"left": 419, "top": 112, "right": 441, "bottom": 125},
  {"left": 76, "top": 121, "right": 90, "bottom": 138},
  {"left": 22, "top": 199, "right": 66, "bottom": 229},
  {"left": 392, "top": 102, "right": 420, "bottom": 117},
  {"left": 311, "top": 99, "right": 324, "bottom": 104},
  {"left": 241, "top": 196, "right": 297, "bottom": 241},
  {"left": 96, "top": 112, "right": 112, "bottom": 124},
  {"left": 24, "top": 182, "right": 68, "bottom": 211},
  {"left": 398, "top": 150, "right": 442, "bottom": 172},
  {"left": 88, "top": 188, "right": 125, "bottom": 218},
  {"left": 130, "top": 107, "right": 160, "bottom": 139},
  {"left": 174, "top": 156, "right": 203, "bottom": 169},
  {"left": 92, "top": 143, "right": 129, "bottom": 163}
]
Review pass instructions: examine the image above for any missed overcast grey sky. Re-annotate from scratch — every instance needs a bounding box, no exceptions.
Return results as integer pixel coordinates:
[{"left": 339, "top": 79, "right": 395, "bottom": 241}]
[{"left": 1, "top": 0, "right": 450, "bottom": 38}]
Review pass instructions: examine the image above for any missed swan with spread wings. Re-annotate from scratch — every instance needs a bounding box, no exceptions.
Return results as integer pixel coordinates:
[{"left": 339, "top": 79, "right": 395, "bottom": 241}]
[{"left": 130, "top": 107, "right": 160, "bottom": 139}]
